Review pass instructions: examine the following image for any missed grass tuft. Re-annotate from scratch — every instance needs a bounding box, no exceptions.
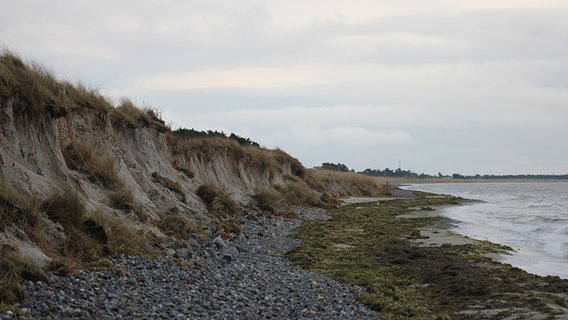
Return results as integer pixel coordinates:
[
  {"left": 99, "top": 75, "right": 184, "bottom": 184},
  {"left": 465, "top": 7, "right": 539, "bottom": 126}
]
[
  {"left": 196, "top": 182, "right": 242, "bottom": 236},
  {"left": 0, "top": 245, "right": 47, "bottom": 305},
  {"left": 0, "top": 50, "right": 112, "bottom": 114},
  {"left": 62, "top": 143, "right": 119, "bottom": 188},
  {"left": 151, "top": 172, "right": 185, "bottom": 202}
]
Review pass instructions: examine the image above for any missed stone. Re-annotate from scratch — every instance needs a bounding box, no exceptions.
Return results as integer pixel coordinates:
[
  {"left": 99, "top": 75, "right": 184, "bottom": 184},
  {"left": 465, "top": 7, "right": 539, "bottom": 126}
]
[
  {"left": 163, "top": 248, "right": 176, "bottom": 258},
  {"left": 212, "top": 235, "right": 226, "bottom": 250},
  {"left": 174, "top": 248, "right": 191, "bottom": 259},
  {"left": 188, "top": 233, "right": 201, "bottom": 248},
  {"left": 221, "top": 246, "right": 239, "bottom": 263}
]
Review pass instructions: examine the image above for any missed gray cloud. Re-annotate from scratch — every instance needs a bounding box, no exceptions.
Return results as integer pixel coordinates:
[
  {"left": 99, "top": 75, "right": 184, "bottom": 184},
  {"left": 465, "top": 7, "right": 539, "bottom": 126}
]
[{"left": 2, "top": 1, "right": 567, "bottom": 174}]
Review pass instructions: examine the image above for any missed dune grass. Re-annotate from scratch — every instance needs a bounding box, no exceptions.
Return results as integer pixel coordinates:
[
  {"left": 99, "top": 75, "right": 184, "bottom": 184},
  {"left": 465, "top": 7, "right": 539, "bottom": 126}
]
[{"left": 309, "top": 169, "right": 391, "bottom": 198}]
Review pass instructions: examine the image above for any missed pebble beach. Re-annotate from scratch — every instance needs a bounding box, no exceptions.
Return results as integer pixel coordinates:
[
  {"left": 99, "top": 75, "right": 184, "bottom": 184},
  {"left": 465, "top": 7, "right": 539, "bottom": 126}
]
[{"left": 2, "top": 208, "right": 379, "bottom": 319}]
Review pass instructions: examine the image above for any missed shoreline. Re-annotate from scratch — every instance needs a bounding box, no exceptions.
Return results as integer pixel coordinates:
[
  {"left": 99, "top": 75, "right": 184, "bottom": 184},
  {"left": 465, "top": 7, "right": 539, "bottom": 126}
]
[
  {"left": 286, "top": 194, "right": 568, "bottom": 319},
  {"left": 401, "top": 182, "right": 568, "bottom": 280}
]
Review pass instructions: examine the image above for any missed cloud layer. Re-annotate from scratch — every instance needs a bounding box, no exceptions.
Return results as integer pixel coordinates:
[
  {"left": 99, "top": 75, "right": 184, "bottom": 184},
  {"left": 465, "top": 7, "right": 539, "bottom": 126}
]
[{"left": 2, "top": 0, "right": 567, "bottom": 174}]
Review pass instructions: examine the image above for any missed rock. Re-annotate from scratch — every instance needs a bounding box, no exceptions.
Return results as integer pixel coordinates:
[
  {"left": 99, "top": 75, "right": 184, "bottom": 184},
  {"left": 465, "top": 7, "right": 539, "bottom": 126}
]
[
  {"left": 163, "top": 248, "right": 176, "bottom": 258},
  {"left": 221, "top": 246, "right": 239, "bottom": 263},
  {"left": 188, "top": 233, "right": 201, "bottom": 248},
  {"left": 212, "top": 235, "right": 226, "bottom": 250},
  {"left": 11, "top": 208, "right": 377, "bottom": 320},
  {"left": 174, "top": 248, "right": 191, "bottom": 259},
  {"left": 0, "top": 230, "right": 52, "bottom": 269},
  {"left": 143, "top": 240, "right": 160, "bottom": 254}
]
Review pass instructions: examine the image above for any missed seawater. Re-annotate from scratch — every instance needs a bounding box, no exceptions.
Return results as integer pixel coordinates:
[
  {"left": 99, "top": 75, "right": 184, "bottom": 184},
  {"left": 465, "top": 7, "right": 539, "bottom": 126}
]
[{"left": 402, "top": 182, "right": 568, "bottom": 279}]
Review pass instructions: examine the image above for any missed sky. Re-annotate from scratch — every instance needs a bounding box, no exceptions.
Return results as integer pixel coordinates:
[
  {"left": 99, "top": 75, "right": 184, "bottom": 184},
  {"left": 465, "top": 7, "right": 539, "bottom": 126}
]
[{"left": 1, "top": 0, "right": 568, "bottom": 175}]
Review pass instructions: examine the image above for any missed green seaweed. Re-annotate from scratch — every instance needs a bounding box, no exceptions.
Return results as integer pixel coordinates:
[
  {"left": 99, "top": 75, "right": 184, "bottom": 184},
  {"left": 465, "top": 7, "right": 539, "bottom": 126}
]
[{"left": 285, "top": 193, "right": 568, "bottom": 319}]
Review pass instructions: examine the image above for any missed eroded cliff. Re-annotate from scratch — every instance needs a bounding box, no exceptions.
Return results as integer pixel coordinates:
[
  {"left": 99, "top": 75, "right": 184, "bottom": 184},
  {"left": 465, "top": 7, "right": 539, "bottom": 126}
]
[{"left": 0, "top": 52, "right": 388, "bottom": 304}]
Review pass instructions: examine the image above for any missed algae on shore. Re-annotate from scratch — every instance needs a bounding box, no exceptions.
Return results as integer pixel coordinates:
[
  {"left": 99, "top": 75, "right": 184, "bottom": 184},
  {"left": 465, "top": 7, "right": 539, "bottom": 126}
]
[{"left": 285, "top": 193, "right": 568, "bottom": 319}]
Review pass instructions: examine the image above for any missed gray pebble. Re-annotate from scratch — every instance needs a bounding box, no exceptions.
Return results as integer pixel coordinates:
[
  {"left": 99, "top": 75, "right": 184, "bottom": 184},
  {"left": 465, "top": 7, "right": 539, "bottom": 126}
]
[{"left": 5, "top": 207, "right": 380, "bottom": 319}]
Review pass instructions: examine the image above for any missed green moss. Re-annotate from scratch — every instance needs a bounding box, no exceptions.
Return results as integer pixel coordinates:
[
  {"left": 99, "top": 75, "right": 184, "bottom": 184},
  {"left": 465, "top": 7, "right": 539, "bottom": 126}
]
[{"left": 285, "top": 193, "right": 568, "bottom": 319}]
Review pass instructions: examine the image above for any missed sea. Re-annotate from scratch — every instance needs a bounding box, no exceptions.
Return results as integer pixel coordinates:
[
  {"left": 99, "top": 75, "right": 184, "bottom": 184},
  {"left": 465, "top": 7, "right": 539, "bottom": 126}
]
[{"left": 402, "top": 181, "right": 568, "bottom": 279}]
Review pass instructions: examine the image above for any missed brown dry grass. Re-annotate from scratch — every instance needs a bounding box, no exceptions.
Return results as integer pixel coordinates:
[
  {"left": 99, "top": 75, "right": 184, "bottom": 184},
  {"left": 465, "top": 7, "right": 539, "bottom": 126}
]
[
  {"left": 0, "top": 50, "right": 112, "bottom": 114},
  {"left": 62, "top": 142, "right": 120, "bottom": 188},
  {"left": 0, "top": 246, "right": 47, "bottom": 305},
  {"left": 196, "top": 182, "right": 242, "bottom": 237},
  {"left": 309, "top": 169, "right": 390, "bottom": 198},
  {"left": 151, "top": 172, "right": 186, "bottom": 202}
]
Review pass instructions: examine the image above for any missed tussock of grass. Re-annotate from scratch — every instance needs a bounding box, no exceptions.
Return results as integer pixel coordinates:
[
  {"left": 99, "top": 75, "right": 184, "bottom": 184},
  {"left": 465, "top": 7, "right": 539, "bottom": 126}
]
[
  {"left": 41, "top": 187, "right": 106, "bottom": 259},
  {"left": 62, "top": 143, "right": 119, "bottom": 188},
  {"left": 88, "top": 211, "right": 147, "bottom": 256},
  {"left": 110, "top": 98, "right": 167, "bottom": 131},
  {"left": 0, "top": 246, "right": 47, "bottom": 305},
  {"left": 196, "top": 182, "right": 242, "bottom": 237},
  {"left": 155, "top": 214, "right": 205, "bottom": 244},
  {"left": 169, "top": 135, "right": 305, "bottom": 178},
  {"left": 252, "top": 190, "right": 299, "bottom": 218},
  {"left": 151, "top": 172, "right": 185, "bottom": 202},
  {"left": 0, "top": 181, "right": 41, "bottom": 227},
  {"left": 0, "top": 50, "right": 112, "bottom": 113},
  {"left": 276, "top": 181, "right": 321, "bottom": 207},
  {"left": 172, "top": 161, "right": 195, "bottom": 178},
  {"left": 1, "top": 51, "right": 167, "bottom": 133}
]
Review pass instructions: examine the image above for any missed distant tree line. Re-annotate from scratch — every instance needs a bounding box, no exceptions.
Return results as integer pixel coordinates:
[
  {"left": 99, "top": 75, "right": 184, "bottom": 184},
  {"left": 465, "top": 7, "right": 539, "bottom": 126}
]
[
  {"left": 360, "top": 168, "right": 434, "bottom": 178},
  {"left": 320, "top": 162, "right": 568, "bottom": 180},
  {"left": 319, "top": 162, "right": 352, "bottom": 172},
  {"left": 172, "top": 128, "right": 260, "bottom": 147}
]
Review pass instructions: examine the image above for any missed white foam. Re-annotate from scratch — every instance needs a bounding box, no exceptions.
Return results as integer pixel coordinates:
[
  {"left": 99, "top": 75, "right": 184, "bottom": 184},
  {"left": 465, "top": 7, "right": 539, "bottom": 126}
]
[{"left": 404, "top": 182, "right": 568, "bottom": 279}]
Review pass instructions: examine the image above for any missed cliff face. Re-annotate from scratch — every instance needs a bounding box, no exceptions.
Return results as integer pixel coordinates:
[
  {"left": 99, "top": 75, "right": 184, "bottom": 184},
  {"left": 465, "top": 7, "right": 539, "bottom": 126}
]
[
  {"left": 0, "top": 53, "right": 387, "bottom": 282},
  {"left": 0, "top": 96, "right": 308, "bottom": 217},
  {"left": 0, "top": 93, "right": 320, "bottom": 264}
]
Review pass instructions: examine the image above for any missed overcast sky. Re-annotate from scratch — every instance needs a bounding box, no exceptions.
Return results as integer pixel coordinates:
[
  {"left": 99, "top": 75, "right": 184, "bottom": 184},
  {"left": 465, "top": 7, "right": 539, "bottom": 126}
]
[{"left": 2, "top": 0, "right": 568, "bottom": 175}]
